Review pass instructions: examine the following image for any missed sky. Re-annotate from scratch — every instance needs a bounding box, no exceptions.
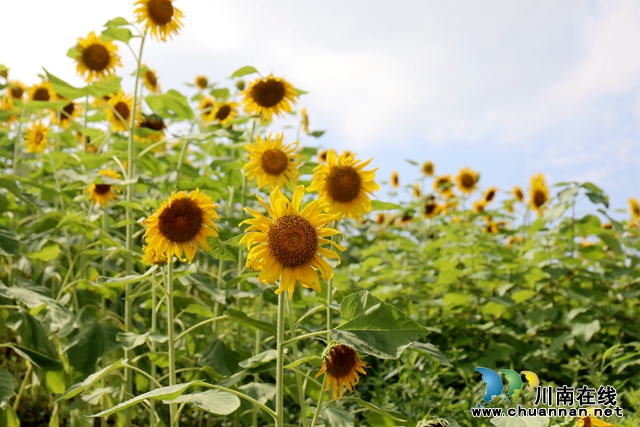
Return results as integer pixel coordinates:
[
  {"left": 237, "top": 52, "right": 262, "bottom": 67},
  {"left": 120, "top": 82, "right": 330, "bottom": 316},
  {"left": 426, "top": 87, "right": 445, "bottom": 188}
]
[{"left": 3, "top": 0, "right": 640, "bottom": 217}]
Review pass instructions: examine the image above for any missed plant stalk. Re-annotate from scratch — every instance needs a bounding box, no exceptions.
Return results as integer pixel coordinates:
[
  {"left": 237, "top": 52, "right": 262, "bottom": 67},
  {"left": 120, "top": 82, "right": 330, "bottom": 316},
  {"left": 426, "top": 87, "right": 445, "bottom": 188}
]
[
  {"left": 167, "top": 260, "right": 178, "bottom": 427},
  {"left": 276, "top": 291, "right": 286, "bottom": 427}
]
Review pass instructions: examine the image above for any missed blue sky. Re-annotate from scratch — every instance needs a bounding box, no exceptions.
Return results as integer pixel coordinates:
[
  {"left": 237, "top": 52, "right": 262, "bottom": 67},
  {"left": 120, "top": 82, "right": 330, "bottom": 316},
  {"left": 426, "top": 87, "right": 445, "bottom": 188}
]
[{"left": 4, "top": 0, "right": 640, "bottom": 217}]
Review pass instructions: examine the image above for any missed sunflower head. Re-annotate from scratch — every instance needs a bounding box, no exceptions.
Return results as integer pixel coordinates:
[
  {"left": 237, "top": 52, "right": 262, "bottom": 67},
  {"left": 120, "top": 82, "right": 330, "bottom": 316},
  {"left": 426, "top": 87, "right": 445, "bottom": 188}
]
[
  {"left": 308, "top": 149, "right": 380, "bottom": 219},
  {"left": 142, "top": 65, "right": 161, "bottom": 93},
  {"left": 529, "top": 174, "right": 549, "bottom": 215},
  {"left": 244, "top": 133, "right": 300, "bottom": 191},
  {"left": 195, "top": 75, "right": 208, "bottom": 90},
  {"left": 513, "top": 185, "right": 524, "bottom": 202},
  {"left": 375, "top": 213, "right": 386, "bottom": 224},
  {"left": 390, "top": 171, "right": 400, "bottom": 189},
  {"left": 106, "top": 91, "right": 140, "bottom": 132},
  {"left": 433, "top": 175, "right": 454, "bottom": 196},
  {"left": 28, "top": 81, "right": 55, "bottom": 102},
  {"left": 315, "top": 344, "right": 369, "bottom": 399},
  {"left": 484, "top": 187, "right": 498, "bottom": 203},
  {"left": 136, "top": 113, "right": 166, "bottom": 143},
  {"left": 8, "top": 80, "right": 26, "bottom": 99},
  {"left": 243, "top": 75, "right": 298, "bottom": 123},
  {"left": 134, "top": 0, "right": 185, "bottom": 41},
  {"left": 143, "top": 189, "right": 220, "bottom": 263},
  {"left": 629, "top": 197, "right": 640, "bottom": 219},
  {"left": 413, "top": 183, "right": 422, "bottom": 198},
  {"left": 1, "top": 97, "right": 16, "bottom": 124},
  {"left": 421, "top": 161, "right": 434, "bottom": 176},
  {"left": 317, "top": 150, "right": 329, "bottom": 163},
  {"left": 52, "top": 99, "right": 81, "bottom": 128},
  {"left": 23, "top": 121, "right": 49, "bottom": 154},
  {"left": 88, "top": 168, "right": 120, "bottom": 207},
  {"left": 198, "top": 96, "right": 216, "bottom": 122},
  {"left": 301, "top": 108, "right": 310, "bottom": 134},
  {"left": 423, "top": 196, "right": 440, "bottom": 218},
  {"left": 473, "top": 199, "right": 486, "bottom": 214},
  {"left": 240, "top": 186, "right": 345, "bottom": 299},
  {"left": 456, "top": 167, "right": 479, "bottom": 194},
  {"left": 142, "top": 245, "right": 168, "bottom": 265},
  {"left": 74, "top": 31, "right": 122, "bottom": 82},
  {"left": 212, "top": 101, "right": 239, "bottom": 125}
]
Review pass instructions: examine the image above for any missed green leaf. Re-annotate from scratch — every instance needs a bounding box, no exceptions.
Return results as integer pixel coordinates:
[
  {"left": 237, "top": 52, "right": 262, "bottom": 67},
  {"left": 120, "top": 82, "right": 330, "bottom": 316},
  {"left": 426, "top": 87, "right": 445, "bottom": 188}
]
[
  {"left": 322, "top": 406, "right": 354, "bottom": 427},
  {"left": 0, "top": 406, "right": 20, "bottom": 427},
  {"left": 353, "top": 398, "right": 411, "bottom": 423},
  {"left": 43, "top": 68, "right": 88, "bottom": 99},
  {"left": 209, "top": 88, "right": 230, "bottom": 99},
  {"left": 310, "top": 130, "right": 325, "bottom": 138},
  {"left": 284, "top": 355, "right": 322, "bottom": 370},
  {"left": 146, "top": 89, "right": 194, "bottom": 120},
  {"left": 116, "top": 332, "right": 148, "bottom": 351},
  {"left": 198, "top": 340, "right": 240, "bottom": 376},
  {"left": 27, "top": 243, "right": 60, "bottom": 262},
  {"left": 409, "top": 342, "right": 452, "bottom": 367},
  {"left": 95, "top": 265, "right": 158, "bottom": 287},
  {"left": 185, "top": 304, "right": 215, "bottom": 318},
  {"left": 207, "top": 238, "right": 237, "bottom": 261},
  {"left": 331, "top": 290, "right": 430, "bottom": 359},
  {"left": 572, "top": 320, "right": 601, "bottom": 342},
  {"left": 0, "top": 225, "right": 19, "bottom": 256},
  {"left": 231, "top": 66, "right": 259, "bottom": 78},
  {"left": 238, "top": 382, "right": 276, "bottom": 405},
  {"left": 7, "top": 344, "right": 63, "bottom": 371},
  {"left": 299, "top": 161, "right": 319, "bottom": 175},
  {"left": 443, "top": 292, "right": 469, "bottom": 306},
  {"left": 0, "top": 369, "right": 15, "bottom": 405},
  {"left": 542, "top": 204, "right": 566, "bottom": 221},
  {"left": 371, "top": 200, "right": 402, "bottom": 211},
  {"left": 511, "top": 290, "right": 536, "bottom": 304},
  {"left": 227, "top": 308, "right": 277, "bottom": 336},
  {"left": 58, "top": 359, "right": 125, "bottom": 401},
  {"left": 101, "top": 17, "right": 133, "bottom": 44},
  {"left": 88, "top": 381, "right": 205, "bottom": 417},
  {"left": 238, "top": 350, "right": 277, "bottom": 369},
  {"left": 168, "top": 390, "right": 240, "bottom": 415},
  {"left": 67, "top": 323, "right": 106, "bottom": 378},
  {"left": 598, "top": 233, "right": 622, "bottom": 254},
  {"left": 87, "top": 75, "right": 122, "bottom": 98}
]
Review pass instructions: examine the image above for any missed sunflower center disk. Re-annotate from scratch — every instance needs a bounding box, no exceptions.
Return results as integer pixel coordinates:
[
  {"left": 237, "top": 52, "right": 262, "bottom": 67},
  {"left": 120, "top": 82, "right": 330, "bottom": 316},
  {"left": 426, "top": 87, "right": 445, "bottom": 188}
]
[
  {"left": 486, "top": 191, "right": 495, "bottom": 201},
  {"left": 93, "top": 184, "right": 111, "bottom": 195},
  {"left": 63, "top": 103, "right": 75, "bottom": 118},
  {"left": 33, "top": 88, "right": 50, "bottom": 101},
  {"left": 424, "top": 203, "right": 436, "bottom": 215},
  {"left": 252, "top": 80, "right": 285, "bottom": 107},
  {"left": 158, "top": 198, "right": 203, "bottom": 243},
  {"left": 261, "top": 149, "right": 288, "bottom": 175},
  {"left": 461, "top": 174, "right": 474, "bottom": 188},
  {"left": 534, "top": 190, "right": 546, "bottom": 207},
  {"left": 145, "top": 71, "right": 157, "bottom": 87},
  {"left": 215, "top": 105, "right": 231, "bottom": 121},
  {"left": 267, "top": 214, "right": 318, "bottom": 267},
  {"left": 82, "top": 44, "right": 110, "bottom": 71},
  {"left": 114, "top": 102, "right": 130, "bottom": 123},
  {"left": 326, "top": 345, "right": 358, "bottom": 378},
  {"left": 148, "top": 0, "right": 174, "bottom": 25},
  {"left": 327, "top": 166, "right": 362, "bottom": 202},
  {"left": 11, "top": 87, "right": 24, "bottom": 98}
]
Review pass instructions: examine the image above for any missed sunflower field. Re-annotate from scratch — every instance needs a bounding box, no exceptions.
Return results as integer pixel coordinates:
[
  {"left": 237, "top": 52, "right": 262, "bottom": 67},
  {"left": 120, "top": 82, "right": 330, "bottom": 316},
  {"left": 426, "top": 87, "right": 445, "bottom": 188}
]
[{"left": 1, "top": 2, "right": 639, "bottom": 427}]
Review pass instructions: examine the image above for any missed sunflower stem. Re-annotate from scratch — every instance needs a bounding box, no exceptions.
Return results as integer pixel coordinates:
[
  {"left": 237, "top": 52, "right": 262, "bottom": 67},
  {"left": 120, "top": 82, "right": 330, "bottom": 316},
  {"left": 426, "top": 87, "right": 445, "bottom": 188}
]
[
  {"left": 150, "top": 269, "right": 158, "bottom": 427},
  {"left": 326, "top": 220, "right": 337, "bottom": 342},
  {"left": 276, "top": 291, "right": 286, "bottom": 427},
  {"left": 167, "top": 259, "right": 178, "bottom": 427},
  {"left": 101, "top": 209, "right": 108, "bottom": 427},
  {"left": 310, "top": 376, "right": 326, "bottom": 427},
  {"left": 286, "top": 297, "right": 307, "bottom": 427},
  {"left": 124, "top": 32, "right": 146, "bottom": 427}
]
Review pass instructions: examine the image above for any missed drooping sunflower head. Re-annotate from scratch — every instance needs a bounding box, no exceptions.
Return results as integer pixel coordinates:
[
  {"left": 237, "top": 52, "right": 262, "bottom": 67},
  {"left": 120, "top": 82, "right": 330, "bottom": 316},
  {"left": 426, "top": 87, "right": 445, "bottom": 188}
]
[
  {"left": 484, "top": 187, "right": 498, "bottom": 203},
  {"left": 136, "top": 114, "right": 166, "bottom": 143},
  {"left": 629, "top": 197, "right": 640, "bottom": 219},
  {"left": 87, "top": 168, "right": 120, "bottom": 207},
  {"left": 74, "top": 31, "right": 122, "bottom": 82},
  {"left": 23, "top": 121, "right": 49, "bottom": 154},
  {"left": 308, "top": 149, "right": 380, "bottom": 219},
  {"left": 315, "top": 344, "right": 369, "bottom": 399},
  {"left": 141, "top": 245, "right": 168, "bottom": 265},
  {"left": 141, "top": 65, "right": 161, "bottom": 93},
  {"left": 529, "top": 173, "right": 549, "bottom": 215},
  {"left": 52, "top": 99, "right": 81, "bottom": 128},
  {"left": 240, "top": 186, "right": 345, "bottom": 299},
  {"left": 301, "top": 108, "right": 309, "bottom": 134},
  {"left": 7, "top": 80, "right": 26, "bottom": 99},
  {"left": 513, "top": 185, "right": 524, "bottom": 202},
  {"left": 134, "top": 0, "right": 185, "bottom": 41},
  {"left": 433, "top": 175, "right": 454, "bottom": 196},
  {"left": 28, "top": 81, "right": 55, "bottom": 102},
  {"left": 143, "top": 189, "right": 219, "bottom": 263},
  {"left": 106, "top": 91, "right": 139, "bottom": 132},
  {"left": 243, "top": 75, "right": 298, "bottom": 123},
  {"left": 421, "top": 161, "right": 434, "bottom": 176},
  {"left": 195, "top": 75, "right": 208, "bottom": 90},
  {"left": 472, "top": 199, "right": 486, "bottom": 214},
  {"left": 456, "top": 167, "right": 479, "bottom": 194},
  {"left": 390, "top": 171, "right": 400, "bottom": 189},
  {"left": 212, "top": 101, "right": 239, "bottom": 125},
  {"left": 243, "top": 133, "right": 300, "bottom": 191}
]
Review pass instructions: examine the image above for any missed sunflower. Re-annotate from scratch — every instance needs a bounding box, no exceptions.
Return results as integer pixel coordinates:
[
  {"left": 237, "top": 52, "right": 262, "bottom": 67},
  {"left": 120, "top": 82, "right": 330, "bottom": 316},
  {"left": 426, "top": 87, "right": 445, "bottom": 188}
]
[
  {"left": 513, "top": 186, "right": 524, "bottom": 202},
  {"left": 198, "top": 96, "right": 216, "bottom": 122},
  {"left": 421, "top": 161, "right": 434, "bottom": 176},
  {"left": 433, "top": 175, "right": 454, "bottom": 196},
  {"left": 1, "top": 97, "right": 16, "bottom": 124},
  {"left": 136, "top": 114, "right": 166, "bottom": 143},
  {"left": 473, "top": 199, "right": 486, "bottom": 214},
  {"left": 212, "top": 101, "right": 239, "bottom": 125},
  {"left": 134, "top": 0, "right": 184, "bottom": 41},
  {"left": 142, "top": 189, "right": 220, "bottom": 263},
  {"left": 142, "top": 65, "right": 161, "bottom": 93},
  {"left": 301, "top": 108, "right": 310, "bottom": 134},
  {"left": 106, "top": 91, "right": 139, "bottom": 132},
  {"left": 242, "top": 75, "right": 298, "bottom": 123},
  {"left": 390, "top": 171, "right": 399, "bottom": 189},
  {"left": 239, "top": 186, "right": 344, "bottom": 299},
  {"left": 413, "top": 183, "right": 421, "bottom": 198},
  {"left": 243, "top": 133, "right": 300, "bottom": 190},
  {"left": 141, "top": 245, "right": 167, "bottom": 265},
  {"left": 7, "top": 80, "right": 26, "bottom": 99},
  {"left": 28, "top": 81, "right": 55, "bottom": 102},
  {"left": 629, "top": 197, "right": 640, "bottom": 219},
  {"left": 317, "top": 150, "right": 329, "bottom": 163},
  {"left": 195, "top": 75, "right": 208, "bottom": 90},
  {"left": 74, "top": 31, "right": 122, "bottom": 82},
  {"left": 423, "top": 196, "right": 440, "bottom": 218},
  {"left": 456, "top": 167, "right": 479, "bottom": 194},
  {"left": 52, "top": 99, "right": 81, "bottom": 128},
  {"left": 23, "top": 121, "right": 49, "bottom": 154},
  {"left": 0, "top": 66, "right": 7, "bottom": 79},
  {"left": 484, "top": 187, "right": 498, "bottom": 203},
  {"left": 308, "top": 150, "right": 380, "bottom": 219},
  {"left": 88, "top": 168, "right": 121, "bottom": 207},
  {"left": 315, "top": 344, "right": 369, "bottom": 399},
  {"left": 375, "top": 213, "right": 386, "bottom": 224},
  {"left": 576, "top": 408, "right": 615, "bottom": 427},
  {"left": 529, "top": 173, "right": 549, "bottom": 215}
]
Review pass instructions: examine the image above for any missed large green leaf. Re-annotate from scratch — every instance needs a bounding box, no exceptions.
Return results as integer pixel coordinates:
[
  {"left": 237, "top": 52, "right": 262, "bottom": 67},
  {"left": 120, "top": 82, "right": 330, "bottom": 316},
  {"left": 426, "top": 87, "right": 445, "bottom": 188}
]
[
  {"left": 331, "top": 290, "right": 429, "bottom": 359},
  {"left": 322, "top": 406, "right": 354, "bottom": 427},
  {"left": 88, "top": 381, "right": 205, "bottom": 417},
  {"left": 0, "top": 405, "right": 20, "bottom": 427},
  {"left": 230, "top": 66, "right": 259, "bottom": 78},
  {"left": 146, "top": 89, "right": 194, "bottom": 120},
  {"left": 43, "top": 68, "right": 88, "bottom": 99},
  {"left": 0, "top": 369, "right": 15, "bottom": 405},
  {"left": 7, "top": 344, "right": 63, "bottom": 371},
  {"left": 0, "top": 225, "right": 19, "bottom": 256},
  {"left": 66, "top": 323, "right": 105, "bottom": 378},
  {"left": 371, "top": 200, "right": 402, "bottom": 210},
  {"left": 58, "top": 359, "right": 125, "bottom": 401},
  {"left": 168, "top": 390, "right": 240, "bottom": 415},
  {"left": 227, "top": 308, "right": 276, "bottom": 336},
  {"left": 409, "top": 342, "right": 452, "bottom": 367}
]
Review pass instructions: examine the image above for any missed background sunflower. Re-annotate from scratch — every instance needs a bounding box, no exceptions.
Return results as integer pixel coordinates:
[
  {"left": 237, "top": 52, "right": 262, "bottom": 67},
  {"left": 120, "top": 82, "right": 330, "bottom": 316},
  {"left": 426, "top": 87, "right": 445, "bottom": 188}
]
[
  {"left": 243, "top": 133, "right": 300, "bottom": 190},
  {"left": 242, "top": 75, "right": 298, "bottom": 123},
  {"left": 74, "top": 31, "right": 122, "bottom": 82}
]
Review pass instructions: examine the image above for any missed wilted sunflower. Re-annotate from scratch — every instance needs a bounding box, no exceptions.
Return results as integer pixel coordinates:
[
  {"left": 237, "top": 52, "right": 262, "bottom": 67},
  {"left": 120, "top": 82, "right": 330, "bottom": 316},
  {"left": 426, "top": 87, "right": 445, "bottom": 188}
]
[
  {"left": 240, "top": 186, "right": 344, "bottom": 299},
  {"left": 134, "top": 0, "right": 184, "bottom": 41},
  {"left": 473, "top": 199, "right": 486, "bottom": 214},
  {"left": 433, "top": 175, "right": 454, "bottom": 196},
  {"left": 142, "top": 65, "right": 161, "bottom": 93},
  {"left": 23, "top": 121, "right": 49, "bottom": 154},
  {"left": 629, "top": 197, "right": 640, "bottom": 219},
  {"left": 421, "top": 161, "right": 434, "bottom": 176},
  {"left": 28, "top": 81, "right": 55, "bottom": 102},
  {"left": 484, "top": 187, "right": 498, "bottom": 203},
  {"left": 52, "top": 99, "right": 81, "bottom": 128},
  {"left": 142, "top": 189, "right": 219, "bottom": 263},
  {"left": 243, "top": 75, "right": 298, "bottom": 123},
  {"left": 198, "top": 96, "right": 216, "bottom": 122},
  {"left": 317, "top": 150, "right": 328, "bottom": 163},
  {"left": 75, "top": 31, "right": 122, "bottom": 82},
  {"left": 141, "top": 245, "right": 167, "bottom": 265},
  {"left": 301, "top": 108, "right": 310, "bottom": 134},
  {"left": 136, "top": 114, "right": 166, "bottom": 143},
  {"left": 88, "top": 168, "right": 120, "bottom": 206},
  {"left": 456, "top": 167, "right": 479, "bottom": 194},
  {"left": 576, "top": 408, "right": 615, "bottom": 427},
  {"left": 315, "top": 344, "right": 369, "bottom": 399},
  {"left": 7, "top": 80, "right": 26, "bottom": 99},
  {"left": 309, "top": 150, "right": 380, "bottom": 219},
  {"left": 513, "top": 185, "right": 524, "bottom": 202},
  {"left": 529, "top": 173, "right": 549, "bottom": 215},
  {"left": 195, "top": 75, "right": 208, "bottom": 90},
  {"left": 212, "top": 101, "right": 239, "bottom": 125},
  {"left": 106, "top": 91, "right": 139, "bottom": 132},
  {"left": 244, "top": 133, "right": 300, "bottom": 190}
]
